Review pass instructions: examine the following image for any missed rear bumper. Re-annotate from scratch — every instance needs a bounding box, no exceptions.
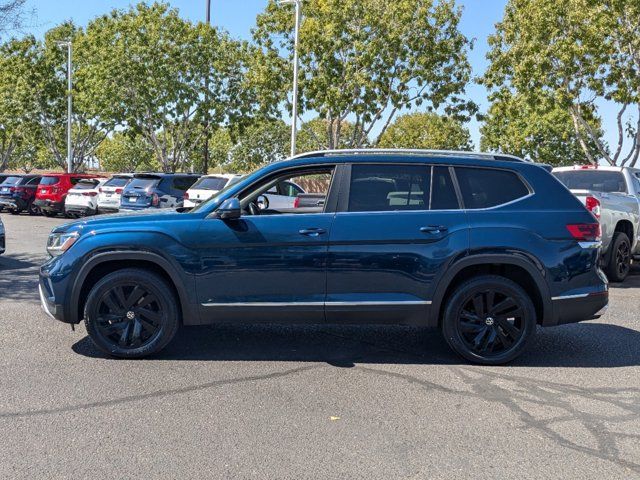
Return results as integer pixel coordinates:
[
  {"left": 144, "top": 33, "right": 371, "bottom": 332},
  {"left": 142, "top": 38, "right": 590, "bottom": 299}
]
[
  {"left": 0, "top": 197, "right": 27, "bottom": 210},
  {"left": 35, "top": 199, "right": 64, "bottom": 212},
  {"left": 65, "top": 204, "right": 96, "bottom": 215},
  {"left": 551, "top": 291, "right": 609, "bottom": 326}
]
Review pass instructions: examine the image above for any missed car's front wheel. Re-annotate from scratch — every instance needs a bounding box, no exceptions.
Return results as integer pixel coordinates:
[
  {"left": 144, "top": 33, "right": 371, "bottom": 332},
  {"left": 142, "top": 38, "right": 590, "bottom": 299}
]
[
  {"left": 84, "top": 268, "right": 180, "bottom": 358},
  {"left": 441, "top": 275, "right": 537, "bottom": 365}
]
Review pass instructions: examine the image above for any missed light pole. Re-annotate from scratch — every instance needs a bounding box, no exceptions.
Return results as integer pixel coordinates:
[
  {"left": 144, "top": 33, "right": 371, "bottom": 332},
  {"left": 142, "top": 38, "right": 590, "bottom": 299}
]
[
  {"left": 203, "top": 0, "right": 211, "bottom": 174},
  {"left": 56, "top": 40, "right": 73, "bottom": 173},
  {"left": 278, "top": 0, "right": 302, "bottom": 158}
]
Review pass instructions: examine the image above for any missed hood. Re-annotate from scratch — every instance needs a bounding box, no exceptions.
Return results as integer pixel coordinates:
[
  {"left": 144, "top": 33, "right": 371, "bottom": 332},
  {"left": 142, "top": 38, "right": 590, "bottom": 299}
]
[{"left": 52, "top": 208, "right": 192, "bottom": 235}]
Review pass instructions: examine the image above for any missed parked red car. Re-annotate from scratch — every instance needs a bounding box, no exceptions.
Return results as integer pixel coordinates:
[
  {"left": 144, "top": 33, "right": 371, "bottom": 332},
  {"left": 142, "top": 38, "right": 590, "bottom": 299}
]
[{"left": 35, "top": 173, "right": 100, "bottom": 217}]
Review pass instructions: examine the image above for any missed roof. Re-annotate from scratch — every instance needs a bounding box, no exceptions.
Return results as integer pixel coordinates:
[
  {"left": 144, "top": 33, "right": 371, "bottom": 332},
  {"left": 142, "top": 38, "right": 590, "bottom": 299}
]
[{"left": 292, "top": 149, "right": 530, "bottom": 163}]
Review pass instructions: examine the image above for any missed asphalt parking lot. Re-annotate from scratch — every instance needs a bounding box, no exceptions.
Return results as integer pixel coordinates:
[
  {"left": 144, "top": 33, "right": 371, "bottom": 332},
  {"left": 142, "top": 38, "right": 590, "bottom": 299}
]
[{"left": 1, "top": 213, "right": 640, "bottom": 479}]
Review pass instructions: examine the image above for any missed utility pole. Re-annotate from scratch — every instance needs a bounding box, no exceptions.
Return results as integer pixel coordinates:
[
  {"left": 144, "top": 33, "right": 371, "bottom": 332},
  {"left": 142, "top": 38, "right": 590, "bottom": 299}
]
[
  {"left": 203, "top": 0, "right": 211, "bottom": 174},
  {"left": 56, "top": 41, "right": 73, "bottom": 173},
  {"left": 278, "top": 0, "right": 302, "bottom": 158}
]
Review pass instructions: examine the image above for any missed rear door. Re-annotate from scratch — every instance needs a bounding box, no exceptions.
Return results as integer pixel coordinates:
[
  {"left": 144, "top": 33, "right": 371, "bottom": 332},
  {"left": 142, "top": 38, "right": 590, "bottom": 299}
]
[{"left": 326, "top": 163, "right": 469, "bottom": 324}]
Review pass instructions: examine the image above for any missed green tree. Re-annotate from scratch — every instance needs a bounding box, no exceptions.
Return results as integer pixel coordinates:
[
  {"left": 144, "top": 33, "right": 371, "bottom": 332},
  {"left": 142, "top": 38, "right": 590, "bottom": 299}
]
[
  {"left": 379, "top": 112, "right": 472, "bottom": 151},
  {"left": 228, "top": 120, "right": 289, "bottom": 172},
  {"left": 253, "top": 0, "right": 475, "bottom": 149},
  {"left": 480, "top": 91, "right": 602, "bottom": 165},
  {"left": 484, "top": 0, "right": 640, "bottom": 165},
  {"left": 297, "top": 117, "right": 358, "bottom": 153},
  {"left": 80, "top": 3, "right": 251, "bottom": 173},
  {"left": 95, "top": 133, "right": 158, "bottom": 172}
]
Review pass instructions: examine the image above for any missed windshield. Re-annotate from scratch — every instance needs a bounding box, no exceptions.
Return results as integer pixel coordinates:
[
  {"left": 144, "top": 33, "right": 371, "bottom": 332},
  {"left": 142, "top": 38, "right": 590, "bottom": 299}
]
[
  {"left": 1, "top": 176, "right": 22, "bottom": 185},
  {"left": 40, "top": 176, "right": 60, "bottom": 186},
  {"left": 553, "top": 170, "right": 627, "bottom": 193},
  {"left": 104, "top": 176, "right": 130, "bottom": 187},
  {"left": 127, "top": 177, "right": 159, "bottom": 190},
  {"left": 192, "top": 176, "right": 230, "bottom": 191}
]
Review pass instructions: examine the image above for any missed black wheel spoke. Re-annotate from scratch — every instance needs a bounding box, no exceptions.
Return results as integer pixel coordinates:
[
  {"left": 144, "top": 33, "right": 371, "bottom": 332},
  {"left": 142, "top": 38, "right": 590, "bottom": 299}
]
[
  {"left": 496, "top": 316, "right": 520, "bottom": 339},
  {"left": 490, "top": 297, "right": 516, "bottom": 316},
  {"left": 137, "top": 294, "right": 157, "bottom": 309},
  {"left": 118, "top": 322, "right": 132, "bottom": 347},
  {"left": 103, "top": 294, "right": 123, "bottom": 315},
  {"left": 460, "top": 321, "right": 483, "bottom": 333},
  {"left": 125, "top": 286, "right": 146, "bottom": 309},
  {"left": 137, "top": 308, "right": 162, "bottom": 324},
  {"left": 472, "top": 295, "right": 485, "bottom": 317}
]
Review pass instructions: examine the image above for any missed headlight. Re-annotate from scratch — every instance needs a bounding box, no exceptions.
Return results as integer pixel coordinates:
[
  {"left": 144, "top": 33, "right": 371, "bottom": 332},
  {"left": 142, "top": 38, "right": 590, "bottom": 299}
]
[{"left": 47, "top": 231, "right": 80, "bottom": 257}]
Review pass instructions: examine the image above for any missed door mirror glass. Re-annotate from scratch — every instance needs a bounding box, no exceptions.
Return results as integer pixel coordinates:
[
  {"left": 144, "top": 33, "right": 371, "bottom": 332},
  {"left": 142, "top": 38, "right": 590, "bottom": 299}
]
[
  {"left": 257, "top": 195, "right": 269, "bottom": 210},
  {"left": 216, "top": 198, "right": 241, "bottom": 220}
]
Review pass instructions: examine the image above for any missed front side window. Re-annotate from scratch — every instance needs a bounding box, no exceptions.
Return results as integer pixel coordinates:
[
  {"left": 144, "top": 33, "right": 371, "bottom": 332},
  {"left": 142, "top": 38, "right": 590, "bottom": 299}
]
[
  {"left": 240, "top": 168, "right": 334, "bottom": 215},
  {"left": 455, "top": 167, "right": 530, "bottom": 209}
]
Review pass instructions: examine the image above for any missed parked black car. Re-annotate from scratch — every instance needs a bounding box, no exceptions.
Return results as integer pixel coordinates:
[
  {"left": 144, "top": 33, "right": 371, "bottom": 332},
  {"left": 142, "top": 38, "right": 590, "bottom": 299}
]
[
  {"left": 0, "top": 174, "right": 42, "bottom": 215},
  {"left": 39, "top": 149, "right": 608, "bottom": 364}
]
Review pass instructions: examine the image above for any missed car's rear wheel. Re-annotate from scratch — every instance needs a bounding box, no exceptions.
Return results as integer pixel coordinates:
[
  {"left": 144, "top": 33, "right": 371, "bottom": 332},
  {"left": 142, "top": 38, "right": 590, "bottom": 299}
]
[
  {"left": 42, "top": 210, "right": 56, "bottom": 217},
  {"left": 605, "top": 231, "right": 630, "bottom": 283},
  {"left": 84, "top": 268, "right": 180, "bottom": 358},
  {"left": 28, "top": 201, "right": 39, "bottom": 216},
  {"left": 441, "top": 275, "right": 537, "bottom": 365},
  {"left": 9, "top": 208, "right": 21, "bottom": 215}
]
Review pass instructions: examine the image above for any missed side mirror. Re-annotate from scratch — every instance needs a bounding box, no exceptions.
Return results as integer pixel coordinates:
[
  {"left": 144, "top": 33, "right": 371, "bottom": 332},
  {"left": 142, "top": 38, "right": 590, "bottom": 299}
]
[{"left": 216, "top": 198, "right": 241, "bottom": 220}]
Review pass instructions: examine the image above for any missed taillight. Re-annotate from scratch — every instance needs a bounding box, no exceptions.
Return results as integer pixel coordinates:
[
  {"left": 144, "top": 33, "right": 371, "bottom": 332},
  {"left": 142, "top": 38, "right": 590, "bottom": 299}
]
[
  {"left": 183, "top": 192, "right": 189, "bottom": 200},
  {"left": 293, "top": 197, "right": 300, "bottom": 208},
  {"left": 567, "top": 223, "right": 601, "bottom": 242},
  {"left": 52, "top": 187, "right": 59, "bottom": 194},
  {"left": 585, "top": 196, "right": 601, "bottom": 219},
  {"left": 151, "top": 193, "right": 160, "bottom": 207},
  {"left": 115, "top": 188, "right": 123, "bottom": 194},
  {"left": 9, "top": 187, "right": 16, "bottom": 193},
  {"left": 82, "top": 191, "right": 97, "bottom": 197}
]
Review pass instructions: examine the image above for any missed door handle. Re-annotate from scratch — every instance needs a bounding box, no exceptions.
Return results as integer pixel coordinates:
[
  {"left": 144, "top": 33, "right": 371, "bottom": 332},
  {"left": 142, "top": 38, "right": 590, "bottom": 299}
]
[
  {"left": 299, "top": 228, "right": 326, "bottom": 237},
  {"left": 420, "top": 225, "right": 448, "bottom": 234}
]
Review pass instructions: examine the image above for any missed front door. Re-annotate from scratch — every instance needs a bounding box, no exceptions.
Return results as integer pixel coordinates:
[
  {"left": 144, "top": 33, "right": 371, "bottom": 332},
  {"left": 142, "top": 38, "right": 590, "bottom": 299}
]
[
  {"left": 196, "top": 166, "right": 338, "bottom": 324},
  {"left": 326, "top": 163, "right": 469, "bottom": 325}
]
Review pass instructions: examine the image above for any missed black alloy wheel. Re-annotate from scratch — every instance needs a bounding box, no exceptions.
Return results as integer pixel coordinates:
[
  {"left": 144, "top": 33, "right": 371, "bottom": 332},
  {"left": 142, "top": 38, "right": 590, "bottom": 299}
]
[
  {"left": 606, "top": 231, "right": 631, "bottom": 283},
  {"left": 442, "top": 275, "right": 536, "bottom": 365},
  {"left": 84, "top": 269, "right": 180, "bottom": 358}
]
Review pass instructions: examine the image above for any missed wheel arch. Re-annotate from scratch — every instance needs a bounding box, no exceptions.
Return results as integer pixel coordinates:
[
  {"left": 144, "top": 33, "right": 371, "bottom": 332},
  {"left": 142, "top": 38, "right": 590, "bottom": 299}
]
[
  {"left": 429, "top": 254, "right": 552, "bottom": 327},
  {"left": 68, "top": 251, "right": 198, "bottom": 325}
]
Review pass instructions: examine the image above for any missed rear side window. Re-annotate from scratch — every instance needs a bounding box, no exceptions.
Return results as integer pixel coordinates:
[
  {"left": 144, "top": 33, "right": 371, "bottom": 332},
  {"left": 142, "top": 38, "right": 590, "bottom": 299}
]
[
  {"left": 39, "top": 176, "right": 60, "bottom": 186},
  {"left": 431, "top": 167, "right": 459, "bottom": 210},
  {"left": 348, "top": 165, "right": 431, "bottom": 212},
  {"left": 172, "top": 177, "right": 197, "bottom": 192},
  {"left": 455, "top": 167, "right": 530, "bottom": 209},
  {"left": 553, "top": 170, "right": 627, "bottom": 193}
]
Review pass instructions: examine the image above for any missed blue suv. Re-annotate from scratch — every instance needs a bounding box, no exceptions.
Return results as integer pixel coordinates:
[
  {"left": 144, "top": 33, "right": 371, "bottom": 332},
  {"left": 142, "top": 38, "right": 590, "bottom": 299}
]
[
  {"left": 119, "top": 173, "right": 200, "bottom": 211},
  {"left": 39, "top": 150, "right": 608, "bottom": 364}
]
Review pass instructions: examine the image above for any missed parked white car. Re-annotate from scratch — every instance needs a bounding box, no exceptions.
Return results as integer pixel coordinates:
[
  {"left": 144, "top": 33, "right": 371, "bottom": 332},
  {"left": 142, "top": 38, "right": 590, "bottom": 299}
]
[
  {"left": 64, "top": 178, "right": 107, "bottom": 217},
  {"left": 261, "top": 180, "right": 306, "bottom": 210},
  {"left": 97, "top": 174, "right": 133, "bottom": 213},
  {"left": 183, "top": 174, "right": 243, "bottom": 208}
]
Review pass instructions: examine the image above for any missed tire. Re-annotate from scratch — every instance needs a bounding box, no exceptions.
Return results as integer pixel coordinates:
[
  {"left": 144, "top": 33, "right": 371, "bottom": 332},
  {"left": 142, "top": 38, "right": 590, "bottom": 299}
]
[
  {"left": 42, "top": 210, "right": 56, "bottom": 217},
  {"left": 28, "top": 201, "right": 40, "bottom": 216},
  {"left": 9, "top": 208, "right": 21, "bottom": 215},
  {"left": 605, "top": 231, "right": 631, "bottom": 283},
  {"left": 441, "top": 275, "right": 537, "bottom": 365},
  {"left": 84, "top": 268, "right": 180, "bottom": 359}
]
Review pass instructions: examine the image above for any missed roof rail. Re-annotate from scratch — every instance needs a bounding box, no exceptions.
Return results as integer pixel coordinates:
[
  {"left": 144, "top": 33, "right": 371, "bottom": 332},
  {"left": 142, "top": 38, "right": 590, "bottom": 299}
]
[{"left": 291, "top": 148, "right": 530, "bottom": 163}]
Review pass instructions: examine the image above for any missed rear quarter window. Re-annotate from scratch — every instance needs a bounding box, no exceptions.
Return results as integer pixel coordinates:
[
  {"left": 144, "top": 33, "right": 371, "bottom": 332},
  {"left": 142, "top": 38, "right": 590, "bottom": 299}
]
[{"left": 455, "top": 167, "right": 530, "bottom": 209}]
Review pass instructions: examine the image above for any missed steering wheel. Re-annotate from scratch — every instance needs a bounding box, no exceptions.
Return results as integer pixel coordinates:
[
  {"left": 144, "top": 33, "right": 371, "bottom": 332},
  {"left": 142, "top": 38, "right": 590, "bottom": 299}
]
[{"left": 248, "top": 201, "right": 261, "bottom": 216}]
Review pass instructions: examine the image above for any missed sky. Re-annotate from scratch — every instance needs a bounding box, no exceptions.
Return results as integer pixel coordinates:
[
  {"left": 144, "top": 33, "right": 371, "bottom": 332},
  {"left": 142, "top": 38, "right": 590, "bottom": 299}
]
[{"left": 22, "top": 0, "right": 622, "bottom": 154}]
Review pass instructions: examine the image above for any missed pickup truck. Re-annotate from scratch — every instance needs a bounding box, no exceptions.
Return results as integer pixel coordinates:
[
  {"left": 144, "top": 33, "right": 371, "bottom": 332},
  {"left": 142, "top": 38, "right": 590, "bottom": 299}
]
[{"left": 553, "top": 165, "right": 640, "bottom": 282}]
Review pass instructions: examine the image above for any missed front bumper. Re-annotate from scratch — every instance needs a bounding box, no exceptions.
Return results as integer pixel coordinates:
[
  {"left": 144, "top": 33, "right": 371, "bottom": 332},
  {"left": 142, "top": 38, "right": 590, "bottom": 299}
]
[{"left": 35, "top": 199, "right": 64, "bottom": 213}]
